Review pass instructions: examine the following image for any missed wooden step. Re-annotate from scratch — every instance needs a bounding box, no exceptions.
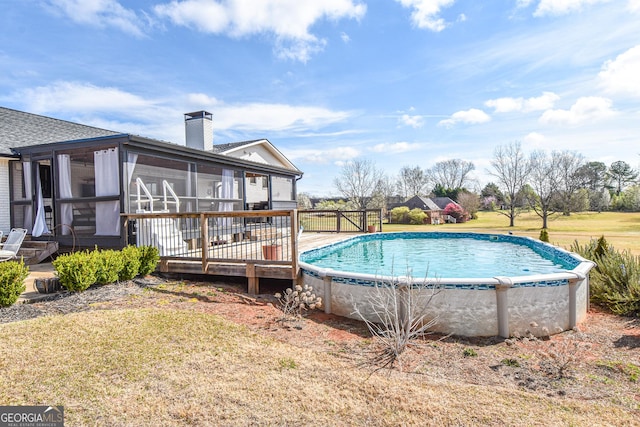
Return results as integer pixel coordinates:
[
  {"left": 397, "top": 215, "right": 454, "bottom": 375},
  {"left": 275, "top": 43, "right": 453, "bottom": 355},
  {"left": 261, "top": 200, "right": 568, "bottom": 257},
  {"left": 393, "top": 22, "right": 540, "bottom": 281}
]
[{"left": 16, "top": 240, "right": 59, "bottom": 265}]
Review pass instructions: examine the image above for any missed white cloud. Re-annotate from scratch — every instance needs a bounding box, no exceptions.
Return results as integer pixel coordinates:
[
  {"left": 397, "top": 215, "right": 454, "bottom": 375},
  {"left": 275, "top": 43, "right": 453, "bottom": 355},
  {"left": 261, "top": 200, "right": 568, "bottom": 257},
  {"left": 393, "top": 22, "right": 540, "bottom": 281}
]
[
  {"left": 215, "top": 103, "right": 351, "bottom": 132},
  {"left": 438, "top": 108, "right": 491, "bottom": 127},
  {"left": 485, "top": 92, "right": 560, "bottom": 113},
  {"left": 599, "top": 45, "right": 640, "bottom": 98},
  {"left": 340, "top": 32, "right": 351, "bottom": 43},
  {"left": 154, "top": 0, "right": 366, "bottom": 62},
  {"left": 399, "top": 114, "right": 424, "bottom": 128},
  {"left": 395, "top": 0, "right": 456, "bottom": 32},
  {"left": 285, "top": 146, "right": 359, "bottom": 163},
  {"left": 516, "top": 0, "right": 535, "bottom": 7},
  {"left": 372, "top": 142, "right": 422, "bottom": 153},
  {"left": 12, "top": 81, "right": 352, "bottom": 144},
  {"left": 523, "top": 132, "right": 546, "bottom": 147},
  {"left": 539, "top": 96, "right": 615, "bottom": 125},
  {"left": 46, "top": 0, "right": 145, "bottom": 36},
  {"left": 630, "top": 0, "right": 640, "bottom": 12},
  {"left": 18, "top": 81, "right": 158, "bottom": 115},
  {"left": 533, "top": 0, "right": 613, "bottom": 16}
]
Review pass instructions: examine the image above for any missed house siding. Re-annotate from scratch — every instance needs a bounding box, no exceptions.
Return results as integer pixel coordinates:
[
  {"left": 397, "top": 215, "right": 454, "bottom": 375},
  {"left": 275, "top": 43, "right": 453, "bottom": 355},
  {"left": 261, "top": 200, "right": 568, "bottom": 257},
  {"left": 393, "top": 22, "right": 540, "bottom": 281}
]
[{"left": 0, "top": 158, "right": 10, "bottom": 234}]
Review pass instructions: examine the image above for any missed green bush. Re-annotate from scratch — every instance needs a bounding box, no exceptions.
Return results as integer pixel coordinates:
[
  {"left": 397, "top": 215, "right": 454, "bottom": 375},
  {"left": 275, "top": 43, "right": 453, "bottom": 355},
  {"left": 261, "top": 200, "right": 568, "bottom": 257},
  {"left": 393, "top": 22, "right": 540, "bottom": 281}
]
[
  {"left": 390, "top": 207, "right": 410, "bottom": 224},
  {"left": 0, "top": 260, "right": 29, "bottom": 307},
  {"left": 539, "top": 228, "right": 549, "bottom": 242},
  {"left": 119, "top": 246, "right": 141, "bottom": 281},
  {"left": 138, "top": 245, "right": 159, "bottom": 276},
  {"left": 94, "top": 249, "right": 125, "bottom": 285},
  {"left": 571, "top": 237, "right": 640, "bottom": 316},
  {"left": 408, "top": 208, "right": 427, "bottom": 225},
  {"left": 53, "top": 250, "right": 98, "bottom": 292}
]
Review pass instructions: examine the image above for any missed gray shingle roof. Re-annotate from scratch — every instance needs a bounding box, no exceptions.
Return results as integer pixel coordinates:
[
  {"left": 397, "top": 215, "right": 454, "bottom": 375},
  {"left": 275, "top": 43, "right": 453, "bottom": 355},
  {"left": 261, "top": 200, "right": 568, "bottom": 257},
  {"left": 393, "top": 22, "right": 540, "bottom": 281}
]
[
  {"left": 0, "top": 107, "right": 122, "bottom": 156},
  {"left": 211, "top": 139, "right": 264, "bottom": 154}
]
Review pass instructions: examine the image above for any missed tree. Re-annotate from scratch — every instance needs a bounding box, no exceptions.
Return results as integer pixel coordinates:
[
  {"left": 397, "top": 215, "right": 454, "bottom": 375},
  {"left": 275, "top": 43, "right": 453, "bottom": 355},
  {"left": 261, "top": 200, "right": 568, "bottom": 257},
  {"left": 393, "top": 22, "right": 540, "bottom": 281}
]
[
  {"left": 427, "top": 159, "right": 475, "bottom": 190},
  {"left": 607, "top": 161, "right": 638, "bottom": 196},
  {"left": 371, "top": 174, "right": 397, "bottom": 212},
  {"left": 528, "top": 150, "right": 562, "bottom": 229},
  {"left": 480, "top": 182, "right": 504, "bottom": 210},
  {"left": 333, "top": 159, "right": 383, "bottom": 210},
  {"left": 296, "top": 192, "right": 313, "bottom": 209},
  {"left": 432, "top": 183, "right": 460, "bottom": 201},
  {"left": 397, "top": 166, "right": 429, "bottom": 198},
  {"left": 488, "top": 141, "right": 532, "bottom": 226},
  {"left": 576, "top": 161, "right": 607, "bottom": 191},
  {"left": 554, "top": 151, "right": 586, "bottom": 215},
  {"left": 456, "top": 191, "right": 480, "bottom": 220}
]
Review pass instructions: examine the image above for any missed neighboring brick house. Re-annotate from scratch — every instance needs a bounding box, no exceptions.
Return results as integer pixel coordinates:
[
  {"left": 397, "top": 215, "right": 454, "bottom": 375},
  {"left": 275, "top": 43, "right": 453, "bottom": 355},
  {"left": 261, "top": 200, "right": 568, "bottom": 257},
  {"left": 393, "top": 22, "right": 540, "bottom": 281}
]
[{"left": 391, "top": 195, "right": 462, "bottom": 224}]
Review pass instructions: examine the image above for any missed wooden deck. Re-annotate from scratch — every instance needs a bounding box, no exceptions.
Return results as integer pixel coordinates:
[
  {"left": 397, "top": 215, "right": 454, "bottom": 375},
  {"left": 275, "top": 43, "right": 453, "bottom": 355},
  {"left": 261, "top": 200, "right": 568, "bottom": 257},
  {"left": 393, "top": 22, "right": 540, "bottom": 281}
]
[
  {"left": 124, "top": 209, "right": 378, "bottom": 294},
  {"left": 157, "top": 231, "right": 361, "bottom": 293}
]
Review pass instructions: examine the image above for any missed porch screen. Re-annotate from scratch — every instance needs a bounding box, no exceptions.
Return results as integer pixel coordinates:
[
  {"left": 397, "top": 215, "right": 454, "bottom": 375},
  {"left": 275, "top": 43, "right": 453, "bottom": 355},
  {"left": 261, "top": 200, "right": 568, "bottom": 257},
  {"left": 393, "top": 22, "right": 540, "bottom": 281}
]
[
  {"left": 22, "top": 162, "right": 33, "bottom": 233},
  {"left": 57, "top": 154, "right": 73, "bottom": 235},
  {"left": 94, "top": 148, "right": 120, "bottom": 236}
]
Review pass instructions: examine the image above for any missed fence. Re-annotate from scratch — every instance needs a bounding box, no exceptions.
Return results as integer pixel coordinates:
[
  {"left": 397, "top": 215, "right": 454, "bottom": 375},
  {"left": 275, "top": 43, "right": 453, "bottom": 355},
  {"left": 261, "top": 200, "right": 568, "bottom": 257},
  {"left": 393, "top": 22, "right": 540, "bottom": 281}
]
[{"left": 298, "top": 209, "right": 382, "bottom": 233}]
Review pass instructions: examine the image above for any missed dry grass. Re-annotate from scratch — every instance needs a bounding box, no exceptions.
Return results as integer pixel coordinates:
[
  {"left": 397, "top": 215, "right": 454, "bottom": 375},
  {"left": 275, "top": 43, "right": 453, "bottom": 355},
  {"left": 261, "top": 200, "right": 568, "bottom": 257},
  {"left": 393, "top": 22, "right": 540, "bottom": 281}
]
[
  {"left": 383, "top": 211, "right": 640, "bottom": 255},
  {"left": 0, "top": 307, "right": 638, "bottom": 426}
]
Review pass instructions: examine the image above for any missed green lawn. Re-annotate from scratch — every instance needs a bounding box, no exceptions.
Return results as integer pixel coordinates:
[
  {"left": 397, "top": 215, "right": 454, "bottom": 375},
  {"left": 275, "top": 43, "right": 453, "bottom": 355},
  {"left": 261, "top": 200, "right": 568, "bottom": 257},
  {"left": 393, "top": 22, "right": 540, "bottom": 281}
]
[{"left": 382, "top": 211, "right": 640, "bottom": 255}]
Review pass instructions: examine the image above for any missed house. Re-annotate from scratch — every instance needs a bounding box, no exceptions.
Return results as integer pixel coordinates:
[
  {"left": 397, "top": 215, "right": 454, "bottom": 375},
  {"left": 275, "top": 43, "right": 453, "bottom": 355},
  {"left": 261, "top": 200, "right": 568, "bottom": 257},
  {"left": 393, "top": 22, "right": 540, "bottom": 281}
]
[
  {"left": 391, "top": 195, "right": 462, "bottom": 224},
  {"left": 0, "top": 107, "right": 302, "bottom": 249}
]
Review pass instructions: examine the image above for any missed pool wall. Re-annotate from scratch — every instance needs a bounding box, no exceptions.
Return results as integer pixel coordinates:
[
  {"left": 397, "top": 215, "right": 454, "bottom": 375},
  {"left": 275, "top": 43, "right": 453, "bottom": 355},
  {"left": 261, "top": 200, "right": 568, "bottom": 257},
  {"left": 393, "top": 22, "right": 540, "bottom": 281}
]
[{"left": 299, "top": 232, "right": 595, "bottom": 338}]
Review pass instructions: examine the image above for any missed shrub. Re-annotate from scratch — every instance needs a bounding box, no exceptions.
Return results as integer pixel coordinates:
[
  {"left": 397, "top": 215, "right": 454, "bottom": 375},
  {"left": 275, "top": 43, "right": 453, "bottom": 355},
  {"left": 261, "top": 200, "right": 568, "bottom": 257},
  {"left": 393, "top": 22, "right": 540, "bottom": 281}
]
[
  {"left": 119, "top": 245, "right": 141, "bottom": 281},
  {"left": 274, "top": 284, "right": 321, "bottom": 321},
  {"left": 407, "top": 208, "right": 427, "bottom": 225},
  {"left": 390, "top": 207, "right": 410, "bottom": 224},
  {"left": 571, "top": 237, "right": 640, "bottom": 316},
  {"left": 53, "top": 250, "right": 98, "bottom": 292},
  {"left": 352, "top": 276, "right": 440, "bottom": 371},
  {"left": 0, "top": 260, "right": 29, "bottom": 307},
  {"left": 94, "top": 249, "right": 125, "bottom": 285},
  {"left": 539, "top": 228, "right": 549, "bottom": 242},
  {"left": 443, "top": 203, "right": 469, "bottom": 223},
  {"left": 137, "top": 245, "right": 159, "bottom": 276}
]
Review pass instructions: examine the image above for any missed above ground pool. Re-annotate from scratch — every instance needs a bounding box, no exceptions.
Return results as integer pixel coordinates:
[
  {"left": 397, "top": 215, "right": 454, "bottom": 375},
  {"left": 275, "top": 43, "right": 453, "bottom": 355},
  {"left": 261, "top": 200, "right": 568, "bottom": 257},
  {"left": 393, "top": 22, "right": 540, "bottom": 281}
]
[{"left": 298, "top": 232, "right": 596, "bottom": 338}]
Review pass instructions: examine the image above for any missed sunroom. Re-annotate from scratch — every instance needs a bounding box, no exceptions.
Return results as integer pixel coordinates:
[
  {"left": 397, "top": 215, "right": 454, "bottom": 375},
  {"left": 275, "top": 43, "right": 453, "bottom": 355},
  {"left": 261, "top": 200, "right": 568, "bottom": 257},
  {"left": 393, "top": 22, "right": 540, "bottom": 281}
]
[{"left": 9, "top": 130, "right": 301, "bottom": 250}]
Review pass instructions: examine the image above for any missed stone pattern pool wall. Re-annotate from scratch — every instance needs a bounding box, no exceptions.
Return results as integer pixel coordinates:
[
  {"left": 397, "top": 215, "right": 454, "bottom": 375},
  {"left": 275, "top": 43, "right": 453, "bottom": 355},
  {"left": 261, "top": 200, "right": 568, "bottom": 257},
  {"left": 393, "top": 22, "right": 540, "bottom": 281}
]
[{"left": 300, "top": 232, "right": 594, "bottom": 338}]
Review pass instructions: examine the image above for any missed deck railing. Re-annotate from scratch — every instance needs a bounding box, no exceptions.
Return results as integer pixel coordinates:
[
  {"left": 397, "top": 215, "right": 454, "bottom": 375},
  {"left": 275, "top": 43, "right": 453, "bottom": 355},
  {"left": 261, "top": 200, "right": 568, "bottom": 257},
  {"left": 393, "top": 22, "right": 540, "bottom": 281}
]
[
  {"left": 298, "top": 209, "right": 382, "bottom": 233},
  {"left": 124, "top": 209, "right": 298, "bottom": 265}
]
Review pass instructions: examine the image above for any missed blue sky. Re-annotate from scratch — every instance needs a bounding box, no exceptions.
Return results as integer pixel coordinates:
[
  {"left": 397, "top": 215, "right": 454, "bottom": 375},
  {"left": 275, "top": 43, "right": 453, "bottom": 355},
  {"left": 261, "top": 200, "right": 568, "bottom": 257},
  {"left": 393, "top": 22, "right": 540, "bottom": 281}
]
[{"left": 1, "top": 0, "right": 639, "bottom": 196}]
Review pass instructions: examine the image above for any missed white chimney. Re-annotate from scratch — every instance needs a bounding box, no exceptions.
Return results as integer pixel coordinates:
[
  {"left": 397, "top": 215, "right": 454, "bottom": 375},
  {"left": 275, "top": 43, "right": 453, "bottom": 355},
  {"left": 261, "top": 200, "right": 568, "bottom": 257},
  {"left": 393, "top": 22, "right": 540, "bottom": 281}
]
[{"left": 184, "top": 111, "right": 213, "bottom": 151}]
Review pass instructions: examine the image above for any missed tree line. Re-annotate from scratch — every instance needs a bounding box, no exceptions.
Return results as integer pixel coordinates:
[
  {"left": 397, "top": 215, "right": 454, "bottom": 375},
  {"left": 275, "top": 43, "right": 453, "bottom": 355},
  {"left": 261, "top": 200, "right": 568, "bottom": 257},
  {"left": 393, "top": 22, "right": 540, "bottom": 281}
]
[{"left": 300, "top": 141, "right": 640, "bottom": 229}]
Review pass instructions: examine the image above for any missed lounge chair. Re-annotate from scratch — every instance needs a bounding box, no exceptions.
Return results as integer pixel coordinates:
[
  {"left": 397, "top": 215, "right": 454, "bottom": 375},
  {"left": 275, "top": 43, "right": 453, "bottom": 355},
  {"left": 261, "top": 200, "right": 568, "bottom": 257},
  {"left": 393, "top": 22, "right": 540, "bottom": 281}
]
[{"left": 0, "top": 228, "right": 28, "bottom": 262}]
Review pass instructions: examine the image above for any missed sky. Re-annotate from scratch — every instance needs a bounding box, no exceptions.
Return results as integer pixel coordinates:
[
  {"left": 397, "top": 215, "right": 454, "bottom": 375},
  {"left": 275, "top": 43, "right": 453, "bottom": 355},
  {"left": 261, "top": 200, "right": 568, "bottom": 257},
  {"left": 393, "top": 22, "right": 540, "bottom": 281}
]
[{"left": 1, "top": 0, "right": 639, "bottom": 197}]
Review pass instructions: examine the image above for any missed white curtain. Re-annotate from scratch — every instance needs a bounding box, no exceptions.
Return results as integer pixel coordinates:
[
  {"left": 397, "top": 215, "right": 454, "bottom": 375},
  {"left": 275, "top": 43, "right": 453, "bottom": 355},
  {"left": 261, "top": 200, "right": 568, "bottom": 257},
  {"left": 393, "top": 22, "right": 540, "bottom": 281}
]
[
  {"left": 32, "top": 165, "right": 50, "bottom": 237},
  {"left": 218, "top": 169, "right": 234, "bottom": 228},
  {"left": 95, "top": 148, "right": 120, "bottom": 236},
  {"left": 22, "top": 162, "right": 33, "bottom": 232},
  {"left": 126, "top": 153, "right": 138, "bottom": 213},
  {"left": 57, "top": 154, "right": 73, "bottom": 235}
]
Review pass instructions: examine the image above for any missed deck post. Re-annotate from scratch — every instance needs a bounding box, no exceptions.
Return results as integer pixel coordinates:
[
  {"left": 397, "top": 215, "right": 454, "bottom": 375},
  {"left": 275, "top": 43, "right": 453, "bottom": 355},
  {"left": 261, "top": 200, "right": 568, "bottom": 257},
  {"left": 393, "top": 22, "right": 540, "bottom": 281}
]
[
  {"left": 201, "top": 213, "right": 208, "bottom": 273},
  {"left": 247, "top": 262, "right": 258, "bottom": 294}
]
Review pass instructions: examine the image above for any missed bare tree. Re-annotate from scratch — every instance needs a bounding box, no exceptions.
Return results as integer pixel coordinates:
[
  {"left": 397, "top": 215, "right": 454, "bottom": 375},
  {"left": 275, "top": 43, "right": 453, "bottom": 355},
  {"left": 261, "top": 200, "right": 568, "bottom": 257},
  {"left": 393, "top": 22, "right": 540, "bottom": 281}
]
[
  {"left": 488, "top": 141, "right": 532, "bottom": 226},
  {"left": 555, "top": 151, "right": 586, "bottom": 215},
  {"left": 397, "top": 165, "right": 430, "bottom": 198},
  {"left": 372, "top": 173, "right": 397, "bottom": 213},
  {"left": 333, "top": 159, "right": 384, "bottom": 210},
  {"left": 528, "top": 150, "right": 562, "bottom": 229},
  {"left": 427, "top": 159, "right": 475, "bottom": 190}
]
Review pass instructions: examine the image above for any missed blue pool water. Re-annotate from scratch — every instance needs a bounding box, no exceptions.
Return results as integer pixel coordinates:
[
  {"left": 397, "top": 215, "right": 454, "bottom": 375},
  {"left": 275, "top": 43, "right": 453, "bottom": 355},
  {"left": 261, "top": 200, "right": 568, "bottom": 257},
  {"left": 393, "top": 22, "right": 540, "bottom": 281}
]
[{"left": 300, "top": 233, "right": 575, "bottom": 279}]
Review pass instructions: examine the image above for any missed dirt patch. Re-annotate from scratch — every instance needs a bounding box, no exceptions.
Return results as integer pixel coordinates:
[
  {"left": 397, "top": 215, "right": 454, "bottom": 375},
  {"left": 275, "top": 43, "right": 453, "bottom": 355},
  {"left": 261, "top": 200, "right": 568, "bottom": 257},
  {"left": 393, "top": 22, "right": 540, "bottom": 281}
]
[{"left": 2, "top": 275, "right": 639, "bottom": 409}]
